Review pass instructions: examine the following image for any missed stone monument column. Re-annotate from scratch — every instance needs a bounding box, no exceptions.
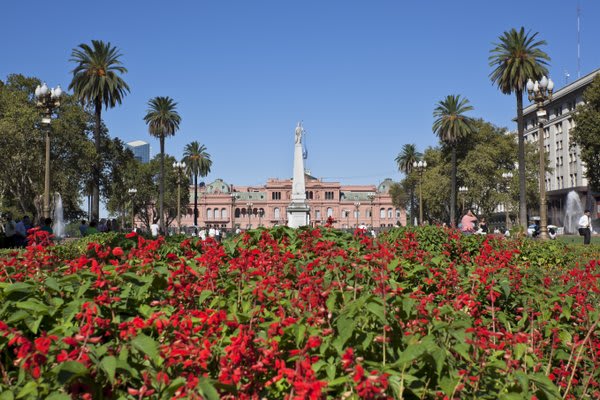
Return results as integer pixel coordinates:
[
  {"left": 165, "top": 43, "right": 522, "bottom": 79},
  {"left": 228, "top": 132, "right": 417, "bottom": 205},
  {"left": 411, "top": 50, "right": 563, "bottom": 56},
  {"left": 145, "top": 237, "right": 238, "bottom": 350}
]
[{"left": 287, "top": 122, "right": 310, "bottom": 228}]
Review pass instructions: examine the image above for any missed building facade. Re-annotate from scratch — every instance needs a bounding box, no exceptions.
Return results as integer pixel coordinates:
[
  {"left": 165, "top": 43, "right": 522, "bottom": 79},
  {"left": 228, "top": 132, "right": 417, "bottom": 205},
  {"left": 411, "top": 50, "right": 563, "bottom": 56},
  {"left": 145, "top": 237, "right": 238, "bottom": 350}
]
[
  {"left": 521, "top": 68, "right": 600, "bottom": 225},
  {"left": 177, "top": 175, "right": 406, "bottom": 230},
  {"left": 126, "top": 140, "right": 151, "bottom": 164}
]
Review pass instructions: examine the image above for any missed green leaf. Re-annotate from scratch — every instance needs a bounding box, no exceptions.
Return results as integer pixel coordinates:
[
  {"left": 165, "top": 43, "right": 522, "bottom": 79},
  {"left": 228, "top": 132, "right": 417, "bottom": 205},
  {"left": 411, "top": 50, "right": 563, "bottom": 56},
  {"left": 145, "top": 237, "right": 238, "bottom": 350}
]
[
  {"left": 365, "top": 299, "right": 386, "bottom": 324},
  {"left": 198, "top": 377, "right": 220, "bottom": 400},
  {"left": 100, "top": 356, "right": 117, "bottom": 384},
  {"left": 55, "top": 361, "right": 88, "bottom": 384},
  {"left": 131, "top": 333, "right": 159, "bottom": 362},
  {"left": 16, "top": 381, "right": 37, "bottom": 399},
  {"left": 164, "top": 377, "right": 187, "bottom": 397},
  {"left": 4, "top": 282, "right": 33, "bottom": 295},
  {"left": 0, "top": 391, "right": 15, "bottom": 400},
  {"left": 530, "top": 373, "right": 561, "bottom": 399},
  {"left": 327, "top": 376, "right": 349, "bottom": 387},
  {"left": 198, "top": 290, "right": 213, "bottom": 305},
  {"left": 45, "top": 393, "right": 71, "bottom": 400},
  {"left": 335, "top": 315, "right": 356, "bottom": 348},
  {"left": 6, "top": 310, "right": 29, "bottom": 324},
  {"left": 45, "top": 277, "right": 61, "bottom": 293},
  {"left": 16, "top": 299, "right": 49, "bottom": 314}
]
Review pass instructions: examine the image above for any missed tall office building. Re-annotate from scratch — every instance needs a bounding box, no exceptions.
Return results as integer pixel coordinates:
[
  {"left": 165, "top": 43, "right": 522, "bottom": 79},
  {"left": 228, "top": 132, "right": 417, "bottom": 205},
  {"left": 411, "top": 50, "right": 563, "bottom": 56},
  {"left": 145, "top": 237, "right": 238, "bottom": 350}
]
[
  {"left": 522, "top": 68, "right": 600, "bottom": 224},
  {"left": 126, "top": 140, "right": 150, "bottom": 163}
]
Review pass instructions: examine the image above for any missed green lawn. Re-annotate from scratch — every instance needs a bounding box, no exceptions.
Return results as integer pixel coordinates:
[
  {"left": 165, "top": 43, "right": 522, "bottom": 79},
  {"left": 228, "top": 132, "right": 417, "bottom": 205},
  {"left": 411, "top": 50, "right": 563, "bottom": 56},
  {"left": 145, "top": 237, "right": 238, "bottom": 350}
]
[{"left": 557, "top": 234, "right": 600, "bottom": 245}]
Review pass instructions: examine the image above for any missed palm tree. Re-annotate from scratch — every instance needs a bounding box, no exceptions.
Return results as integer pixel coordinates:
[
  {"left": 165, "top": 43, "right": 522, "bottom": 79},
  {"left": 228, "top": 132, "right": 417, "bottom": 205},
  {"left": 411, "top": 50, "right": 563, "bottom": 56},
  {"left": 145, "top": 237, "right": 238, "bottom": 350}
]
[
  {"left": 433, "top": 95, "right": 474, "bottom": 227},
  {"left": 395, "top": 144, "right": 422, "bottom": 226},
  {"left": 69, "top": 40, "right": 129, "bottom": 222},
  {"left": 182, "top": 141, "right": 212, "bottom": 226},
  {"left": 489, "top": 27, "right": 550, "bottom": 228},
  {"left": 144, "top": 96, "right": 181, "bottom": 233}
]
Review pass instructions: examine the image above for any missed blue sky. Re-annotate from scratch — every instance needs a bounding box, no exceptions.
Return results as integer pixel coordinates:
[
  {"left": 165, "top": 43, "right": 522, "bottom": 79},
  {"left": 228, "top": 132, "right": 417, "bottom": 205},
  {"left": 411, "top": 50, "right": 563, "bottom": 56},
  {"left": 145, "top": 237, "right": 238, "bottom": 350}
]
[{"left": 3, "top": 0, "right": 600, "bottom": 188}]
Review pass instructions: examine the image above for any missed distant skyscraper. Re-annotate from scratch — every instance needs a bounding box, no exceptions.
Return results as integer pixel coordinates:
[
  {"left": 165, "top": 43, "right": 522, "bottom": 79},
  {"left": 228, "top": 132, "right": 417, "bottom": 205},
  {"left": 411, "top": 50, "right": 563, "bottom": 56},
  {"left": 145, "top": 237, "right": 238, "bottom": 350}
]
[{"left": 126, "top": 140, "right": 150, "bottom": 163}]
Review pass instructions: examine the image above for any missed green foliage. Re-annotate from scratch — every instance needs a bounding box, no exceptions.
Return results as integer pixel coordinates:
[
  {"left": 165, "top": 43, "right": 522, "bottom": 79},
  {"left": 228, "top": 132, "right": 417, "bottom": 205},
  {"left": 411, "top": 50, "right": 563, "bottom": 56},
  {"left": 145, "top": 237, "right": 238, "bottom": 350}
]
[
  {"left": 0, "top": 74, "right": 94, "bottom": 221},
  {"left": 571, "top": 74, "right": 600, "bottom": 191}
]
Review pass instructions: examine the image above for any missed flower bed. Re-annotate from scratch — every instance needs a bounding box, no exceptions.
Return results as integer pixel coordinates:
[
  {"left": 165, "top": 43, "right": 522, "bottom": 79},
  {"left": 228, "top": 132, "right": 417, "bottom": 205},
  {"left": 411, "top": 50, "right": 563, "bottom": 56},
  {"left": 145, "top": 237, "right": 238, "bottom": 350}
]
[{"left": 0, "top": 226, "right": 599, "bottom": 399}]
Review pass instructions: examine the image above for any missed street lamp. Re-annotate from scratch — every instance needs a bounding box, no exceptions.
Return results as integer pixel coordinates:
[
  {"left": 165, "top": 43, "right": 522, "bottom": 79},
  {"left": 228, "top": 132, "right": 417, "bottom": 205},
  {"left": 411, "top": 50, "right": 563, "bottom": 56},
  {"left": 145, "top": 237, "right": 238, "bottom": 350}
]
[
  {"left": 173, "top": 161, "right": 186, "bottom": 234},
  {"left": 258, "top": 208, "right": 264, "bottom": 227},
  {"left": 527, "top": 76, "right": 554, "bottom": 240},
  {"left": 246, "top": 202, "right": 253, "bottom": 229},
  {"left": 501, "top": 172, "right": 514, "bottom": 229},
  {"left": 128, "top": 188, "right": 137, "bottom": 231},
  {"left": 413, "top": 160, "right": 427, "bottom": 225},
  {"left": 354, "top": 201, "right": 361, "bottom": 227},
  {"left": 458, "top": 186, "right": 469, "bottom": 213},
  {"left": 231, "top": 193, "right": 237, "bottom": 230},
  {"left": 35, "top": 82, "right": 62, "bottom": 219},
  {"left": 367, "top": 193, "right": 375, "bottom": 228}
]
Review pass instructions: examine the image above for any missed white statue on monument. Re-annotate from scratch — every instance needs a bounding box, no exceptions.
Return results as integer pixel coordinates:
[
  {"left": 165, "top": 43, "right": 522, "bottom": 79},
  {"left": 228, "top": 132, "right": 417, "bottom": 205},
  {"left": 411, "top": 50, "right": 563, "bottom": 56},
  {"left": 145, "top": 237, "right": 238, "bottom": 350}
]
[{"left": 295, "top": 122, "right": 303, "bottom": 144}]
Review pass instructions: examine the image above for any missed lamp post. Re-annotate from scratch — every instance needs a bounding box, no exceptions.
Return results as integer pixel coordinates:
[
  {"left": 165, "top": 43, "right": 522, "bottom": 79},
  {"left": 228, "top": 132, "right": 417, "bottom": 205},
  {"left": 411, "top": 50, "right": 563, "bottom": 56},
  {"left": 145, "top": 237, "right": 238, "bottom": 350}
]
[
  {"left": 173, "top": 161, "right": 186, "bottom": 234},
  {"left": 413, "top": 160, "right": 427, "bottom": 225},
  {"left": 368, "top": 193, "right": 375, "bottom": 228},
  {"left": 231, "top": 193, "right": 237, "bottom": 230},
  {"left": 354, "top": 201, "right": 361, "bottom": 227},
  {"left": 258, "top": 208, "right": 264, "bottom": 227},
  {"left": 527, "top": 76, "right": 554, "bottom": 240},
  {"left": 246, "top": 202, "right": 253, "bottom": 229},
  {"left": 128, "top": 188, "right": 137, "bottom": 230},
  {"left": 458, "top": 186, "right": 469, "bottom": 214},
  {"left": 501, "top": 172, "right": 514, "bottom": 229},
  {"left": 35, "top": 82, "right": 62, "bottom": 219}
]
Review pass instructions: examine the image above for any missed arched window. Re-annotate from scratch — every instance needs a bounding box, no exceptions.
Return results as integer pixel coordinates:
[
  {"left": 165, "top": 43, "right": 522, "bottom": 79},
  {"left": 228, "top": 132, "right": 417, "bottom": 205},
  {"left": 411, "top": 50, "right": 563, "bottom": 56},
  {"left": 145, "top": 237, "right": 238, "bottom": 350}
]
[
  {"left": 207, "top": 208, "right": 213, "bottom": 219},
  {"left": 327, "top": 207, "right": 333, "bottom": 217},
  {"left": 395, "top": 209, "right": 401, "bottom": 218},
  {"left": 235, "top": 208, "right": 241, "bottom": 218},
  {"left": 215, "top": 209, "right": 221, "bottom": 219},
  {"left": 315, "top": 210, "right": 321, "bottom": 220},
  {"left": 221, "top": 208, "right": 228, "bottom": 219},
  {"left": 380, "top": 208, "right": 386, "bottom": 219},
  {"left": 274, "top": 207, "right": 280, "bottom": 219},
  {"left": 387, "top": 208, "right": 393, "bottom": 218}
]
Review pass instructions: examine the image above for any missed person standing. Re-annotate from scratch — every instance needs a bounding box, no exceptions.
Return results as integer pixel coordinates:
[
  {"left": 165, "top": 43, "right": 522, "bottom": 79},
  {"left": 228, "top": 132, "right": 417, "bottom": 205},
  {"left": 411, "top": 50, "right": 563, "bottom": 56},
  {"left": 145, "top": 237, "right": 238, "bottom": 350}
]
[
  {"left": 3, "top": 214, "right": 17, "bottom": 247},
  {"left": 150, "top": 219, "right": 160, "bottom": 238},
  {"left": 578, "top": 209, "right": 592, "bottom": 245},
  {"left": 15, "top": 215, "right": 31, "bottom": 247},
  {"left": 79, "top": 220, "right": 88, "bottom": 237}
]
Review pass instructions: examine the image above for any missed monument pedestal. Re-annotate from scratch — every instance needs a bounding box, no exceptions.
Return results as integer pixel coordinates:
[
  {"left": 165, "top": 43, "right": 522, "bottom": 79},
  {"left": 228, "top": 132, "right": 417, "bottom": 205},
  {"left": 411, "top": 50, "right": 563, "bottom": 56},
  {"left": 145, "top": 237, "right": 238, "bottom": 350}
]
[{"left": 287, "top": 201, "right": 310, "bottom": 228}]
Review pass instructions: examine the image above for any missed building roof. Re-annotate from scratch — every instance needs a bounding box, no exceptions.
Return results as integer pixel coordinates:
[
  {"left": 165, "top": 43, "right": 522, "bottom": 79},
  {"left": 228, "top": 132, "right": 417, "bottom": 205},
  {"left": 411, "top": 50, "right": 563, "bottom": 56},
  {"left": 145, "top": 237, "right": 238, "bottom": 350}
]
[{"left": 126, "top": 140, "right": 149, "bottom": 147}]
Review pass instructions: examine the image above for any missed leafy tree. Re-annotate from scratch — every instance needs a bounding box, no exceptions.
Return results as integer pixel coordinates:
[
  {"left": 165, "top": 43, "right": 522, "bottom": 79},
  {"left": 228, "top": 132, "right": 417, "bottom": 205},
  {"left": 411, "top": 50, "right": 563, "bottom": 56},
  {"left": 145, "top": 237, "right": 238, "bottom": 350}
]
[
  {"left": 395, "top": 144, "right": 421, "bottom": 226},
  {"left": 104, "top": 139, "right": 139, "bottom": 226},
  {"left": 489, "top": 27, "right": 550, "bottom": 228},
  {"left": 69, "top": 40, "right": 130, "bottom": 222},
  {"left": 0, "top": 74, "right": 93, "bottom": 222},
  {"left": 571, "top": 75, "right": 600, "bottom": 201},
  {"left": 432, "top": 94, "right": 474, "bottom": 227},
  {"left": 182, "top": 141, "right": 212, "bottom": 226},
  {"left": 143, "top": 96, "right": 181, "bottom": 233}
]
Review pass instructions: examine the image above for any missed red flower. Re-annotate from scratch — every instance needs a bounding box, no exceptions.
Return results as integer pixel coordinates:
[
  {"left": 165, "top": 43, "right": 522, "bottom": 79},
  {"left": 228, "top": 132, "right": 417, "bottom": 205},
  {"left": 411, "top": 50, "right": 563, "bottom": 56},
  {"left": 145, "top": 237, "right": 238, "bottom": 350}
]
[{"left": 112, "top": 247, "right": 124, "bottom": 257}]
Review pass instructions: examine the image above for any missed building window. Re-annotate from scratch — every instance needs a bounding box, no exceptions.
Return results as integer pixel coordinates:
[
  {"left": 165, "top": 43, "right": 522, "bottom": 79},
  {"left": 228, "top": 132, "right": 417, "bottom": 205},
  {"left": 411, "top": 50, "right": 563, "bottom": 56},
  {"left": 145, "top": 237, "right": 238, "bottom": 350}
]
[
  {"left": 395, "top": 209, "right": 401, "bottom": 218},
  {"left": 380, "top": 208, "right": 386, "bottom": 219},
  {"left": 222, "top": 208, "right": 228, "bottom": 219},
  {"left": 272, "top": 192, "right": 281, "bottom": 200},
  {"left": 207, "top": 208, "right": 213, "bottom": 219},
  {"left": 235, "top": 208, "right": 241, "bottom": 218},
  {"left": 325, "top": 191, "right": 334, "bottom": 200},
  {"left": 387, "top": 208, "right": 393, "bottom": 218},
  {"left": 327, "top": 208, "right": 333, "bottom": 218},
  {"left": 354, "top": 209, "right": 359, "bottom": 219},
  {"left": 315, "top": 210, "right": 321, "bottom": 220},
  {"left": 274, "top": 207, "right": 280, "bottom": 220}
]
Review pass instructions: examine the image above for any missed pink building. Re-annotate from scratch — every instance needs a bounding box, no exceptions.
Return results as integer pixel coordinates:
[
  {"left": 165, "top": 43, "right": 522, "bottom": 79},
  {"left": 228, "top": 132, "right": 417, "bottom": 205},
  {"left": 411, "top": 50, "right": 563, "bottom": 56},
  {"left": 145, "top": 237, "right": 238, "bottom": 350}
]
[{"left": 179, "top": 175, "right": 406, "bottom": 230}]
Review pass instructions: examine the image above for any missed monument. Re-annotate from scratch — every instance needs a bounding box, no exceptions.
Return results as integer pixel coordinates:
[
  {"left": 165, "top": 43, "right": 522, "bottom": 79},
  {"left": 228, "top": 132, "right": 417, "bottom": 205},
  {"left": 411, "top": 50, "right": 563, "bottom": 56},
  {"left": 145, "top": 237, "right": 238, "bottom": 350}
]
[{"left": 287, "top": 122, "right": 310, "bottom": 228}]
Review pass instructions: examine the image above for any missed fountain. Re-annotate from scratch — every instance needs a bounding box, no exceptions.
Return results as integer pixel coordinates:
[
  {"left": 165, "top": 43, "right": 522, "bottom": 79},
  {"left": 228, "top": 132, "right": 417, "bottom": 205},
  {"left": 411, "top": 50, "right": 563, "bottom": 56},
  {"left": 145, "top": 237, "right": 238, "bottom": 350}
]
[
  {"left": 52, "top": 193, "right": 65, "bottom": 239},
  {"left": 564, "top": 191, "right": 583, "bottom": 234}
]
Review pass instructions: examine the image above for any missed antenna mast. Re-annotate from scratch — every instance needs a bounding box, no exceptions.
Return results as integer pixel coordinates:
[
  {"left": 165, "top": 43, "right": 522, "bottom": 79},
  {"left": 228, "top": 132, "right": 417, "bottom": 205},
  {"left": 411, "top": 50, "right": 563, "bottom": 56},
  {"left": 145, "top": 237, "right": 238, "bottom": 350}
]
[{"left": 577, "top": 2, "right": 581, "bottom": 78}]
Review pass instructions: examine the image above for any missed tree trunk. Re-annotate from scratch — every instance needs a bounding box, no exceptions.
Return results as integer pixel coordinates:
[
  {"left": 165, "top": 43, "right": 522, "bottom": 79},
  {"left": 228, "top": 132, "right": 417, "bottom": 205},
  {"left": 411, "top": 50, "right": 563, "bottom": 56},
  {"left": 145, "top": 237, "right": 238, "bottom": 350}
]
[
  {"left": 159, "top": 136, "right": 165, "bottom": 234},
  {"left": 92, "top": 101, "right": 102, "bottom": 222},
  {"left": 516, "top": 90, "right": 527, "bottom": 229},
  {"left": 450, "top": 146, "right": 457, "bottom": 227},
  {"left": 409, "top": 187, "right": 414, "bottom": 226},
  {"left": 194, "top": 174, "right": 198, "bottom": 226}
]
